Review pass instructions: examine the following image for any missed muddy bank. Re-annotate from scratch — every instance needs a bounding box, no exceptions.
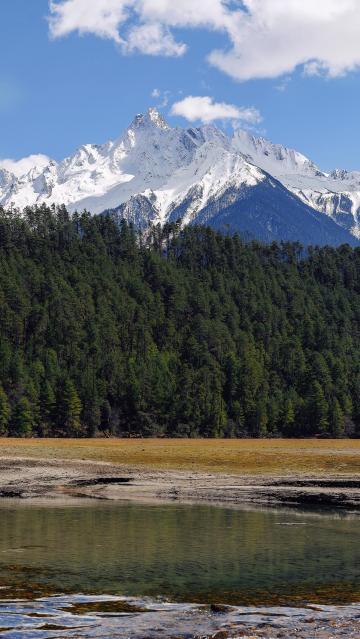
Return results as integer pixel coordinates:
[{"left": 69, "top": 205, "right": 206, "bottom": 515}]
[{"left": 1, "top": 457, "right": 360, "bottom": 509}]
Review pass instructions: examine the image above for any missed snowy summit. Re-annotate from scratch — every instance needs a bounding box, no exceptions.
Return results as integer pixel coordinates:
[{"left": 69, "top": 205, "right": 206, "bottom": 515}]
[{"left": 0, "top": 108, "right": 359, "bottom": 246}]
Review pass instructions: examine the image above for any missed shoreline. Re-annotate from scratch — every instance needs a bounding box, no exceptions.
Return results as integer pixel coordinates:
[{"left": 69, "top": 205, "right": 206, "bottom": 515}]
[
  {"left": 1, "top": 456, "right": 360, "bottom": 510},
  {"left": 1, "top": 451, "right": 360, "bottom": 637},
  {"left": 1, "top": 590, "right": 360, "bottom": 638}
]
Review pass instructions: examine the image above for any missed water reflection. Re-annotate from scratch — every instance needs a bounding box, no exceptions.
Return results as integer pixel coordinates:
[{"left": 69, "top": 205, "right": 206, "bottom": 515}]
[{"left": 0, "top": 501, "right": 359, "bottom": 604}]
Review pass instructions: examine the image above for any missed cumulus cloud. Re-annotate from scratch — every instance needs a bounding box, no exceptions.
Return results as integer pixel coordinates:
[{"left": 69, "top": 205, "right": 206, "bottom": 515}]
[
  {"left": 0, "top": 155, "right": 50, "bottom": 177},
  {"left": 48, "top": 0, "right": 127, "bottom": 43},
  {"left": 124, "top": 23, "right": 186, "bottom": 56},
  {"left": 170, "top": 96, "right": 262, "bottom": 125},
  {"left": 48, "top": 0, "right": 360, "bottom": 80},
  {"left": 208, "top": 0, "right": 360, "bottom": 81}
]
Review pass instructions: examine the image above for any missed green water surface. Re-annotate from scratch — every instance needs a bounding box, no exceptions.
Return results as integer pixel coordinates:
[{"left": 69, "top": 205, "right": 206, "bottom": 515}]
[{"left": 0, "top": 501, "right": 359, "bottom": 605}]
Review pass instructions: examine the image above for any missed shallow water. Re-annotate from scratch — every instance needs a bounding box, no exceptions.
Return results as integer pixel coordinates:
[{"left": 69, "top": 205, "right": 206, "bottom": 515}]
[{"left": 0, "top": 500, "right": 359, "bottom": 637}]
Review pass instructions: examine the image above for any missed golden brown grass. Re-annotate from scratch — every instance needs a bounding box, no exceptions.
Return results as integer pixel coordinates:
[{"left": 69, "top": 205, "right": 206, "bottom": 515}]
[{"left": 0, "top": 438, "right": 360, "bottom": 475}]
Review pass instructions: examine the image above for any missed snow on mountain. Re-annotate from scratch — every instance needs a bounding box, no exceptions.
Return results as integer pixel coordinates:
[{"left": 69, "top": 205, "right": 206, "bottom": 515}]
[
  {"left": 141, "top": 140, "right": 265, "bottom": 227},
  {"left": 231, "top": 129, "right": 323, "bottom": 179},
  {"left": 231, "top": 129, "right": 360, "bottom": 238},
  {"left": 0, "top": 168, "right": 15, "bottom": 191},
  {"left": 0, "top": 154, "right": 50, "bottom": 178},
  {"left": 0, "top": 107, "right": 359, "bottom": 245}
]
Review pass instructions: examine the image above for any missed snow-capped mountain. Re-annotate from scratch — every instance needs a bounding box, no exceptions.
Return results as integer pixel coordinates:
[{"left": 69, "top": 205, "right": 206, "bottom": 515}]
[
  {"left": 0, "top": 107, "right": 359, "bottom": 246},
  {"left": 231, "top": 130, "right": 360, "bottom": 238}
]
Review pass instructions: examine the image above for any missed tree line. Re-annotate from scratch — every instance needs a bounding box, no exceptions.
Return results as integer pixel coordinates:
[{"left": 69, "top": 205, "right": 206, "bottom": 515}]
[{"left": 0, "top": 203, "right": 359, "bottom": 438}]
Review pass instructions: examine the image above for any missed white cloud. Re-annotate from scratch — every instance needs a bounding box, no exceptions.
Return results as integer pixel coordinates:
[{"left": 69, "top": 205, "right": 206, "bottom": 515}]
[
  {"left": 170, "top": 96, "right": 262, "bottom": 125},
  {"left": 137, "top": 0, "right": 229, "bottom": 31},
  {"left": 0, "top": 155, "right": 50, "bottom": 177},
  {"left": 151, "top": 88, "right": 171, "bottom": 107},
  {"left": 48, "top": 0, "right": 127, "bottom": 43},
  {"left": 48, "top": 0, "right": 360, "bottom": 80},
  {"left": 275, "top": 76, "right": 291, "bottom": 93},
  {"left": 208, "top": 0, "right": 360, "bottom": 81},
  {"left": 124, "top": 23, "right": 186, "bottom": 56}
]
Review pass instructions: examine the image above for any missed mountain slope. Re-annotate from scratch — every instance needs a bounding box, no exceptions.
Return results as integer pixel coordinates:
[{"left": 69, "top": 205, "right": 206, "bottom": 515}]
[
  {"left": 231, "top": 130, "right": 360, "bottom": 238},
  {"left": 182, "top": 176, "right": 358, "bottom": 246},
  {"left": 0, "top": 211, "right": 359, "bottom": 438},
  {"left": 1, "top": 108, "right": 359, "bottom": 246}
]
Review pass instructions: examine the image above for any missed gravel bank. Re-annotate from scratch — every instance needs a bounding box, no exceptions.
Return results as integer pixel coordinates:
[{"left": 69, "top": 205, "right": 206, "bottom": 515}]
[{"left": 1, "top": 457, "right": 360, "bottom": 510}]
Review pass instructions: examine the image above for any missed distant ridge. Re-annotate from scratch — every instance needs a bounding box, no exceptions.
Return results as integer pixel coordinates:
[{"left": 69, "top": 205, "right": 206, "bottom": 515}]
[{"left": 1, "top": 108, "right": 359, "bottom": 246}]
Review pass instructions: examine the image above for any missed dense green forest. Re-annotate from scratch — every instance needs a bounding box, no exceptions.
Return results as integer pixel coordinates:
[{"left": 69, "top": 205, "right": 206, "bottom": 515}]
[{"left": 0, "top": 204, "right": 359, "bottom": 438}]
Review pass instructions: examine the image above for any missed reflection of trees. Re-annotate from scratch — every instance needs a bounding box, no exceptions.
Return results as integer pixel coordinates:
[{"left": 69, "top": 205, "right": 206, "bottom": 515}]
[{"left": 0, "top": 503, "right": 358, "bottom": 603}]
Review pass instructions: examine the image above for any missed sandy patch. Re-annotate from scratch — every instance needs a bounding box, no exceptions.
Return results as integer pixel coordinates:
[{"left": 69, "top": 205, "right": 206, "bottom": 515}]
[{"left": 1, "top": 456, "right": 360, "bottom": 510}]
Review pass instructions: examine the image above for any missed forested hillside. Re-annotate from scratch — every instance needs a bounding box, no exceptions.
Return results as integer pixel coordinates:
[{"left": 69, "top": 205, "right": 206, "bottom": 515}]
[{"left": 0, "top": 204, "right": 359, "bottom": 438}]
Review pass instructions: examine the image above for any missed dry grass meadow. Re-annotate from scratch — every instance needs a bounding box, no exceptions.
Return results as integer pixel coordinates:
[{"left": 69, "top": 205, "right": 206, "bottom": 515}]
[{"left": 0, "top": 438, "right": 360, "bottom": 475}]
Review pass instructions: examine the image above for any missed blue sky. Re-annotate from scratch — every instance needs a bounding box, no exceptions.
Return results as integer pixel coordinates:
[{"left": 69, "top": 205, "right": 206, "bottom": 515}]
[{"left": 1, "top": 0, "right": 360, "bottom": 171}]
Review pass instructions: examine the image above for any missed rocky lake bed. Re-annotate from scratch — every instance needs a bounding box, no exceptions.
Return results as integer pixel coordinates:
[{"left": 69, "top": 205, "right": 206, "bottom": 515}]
[{"left": 0, "top": 440, "right": 360, "bottom": 638}]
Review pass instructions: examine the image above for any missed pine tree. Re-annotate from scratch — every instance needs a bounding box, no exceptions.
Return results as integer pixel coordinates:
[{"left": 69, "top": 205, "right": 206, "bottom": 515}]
[
  {"left": 11, "top": 397, "right": 33, "bottom": 437},
  {"left": 254, "top": 399, "right": 268, "bottom": 437},
  {"left": 39, "top": 382, "right": 56, "bottom": 436},
  {"left": 83, "top": 394, "right": 101, "bottom": 437},
  {"left": 100, "top": 400, "right": 112, "bottom": 434},
  {"left": 308, "top": 381, "right": 329, "bottom": 435},
  {"left": 329, "top": 399, "right": 345, "bottom": 438},
  {"left": 0, "top": 384, "right": 10, "bottom": 435},
  {"left": 283, "top": 398, "right": 295, "bottom": 435},
  {"left": 58, "top": 380, "right": 83, "bottom": 436},
  {"left": 0, "top": 207, "right": 359, "bottom": 439}
]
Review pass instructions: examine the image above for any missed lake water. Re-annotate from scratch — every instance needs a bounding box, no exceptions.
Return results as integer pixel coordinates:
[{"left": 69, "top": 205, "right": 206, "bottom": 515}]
[{"left": 0, "top": 500, "right": 359, "bottom": 637}]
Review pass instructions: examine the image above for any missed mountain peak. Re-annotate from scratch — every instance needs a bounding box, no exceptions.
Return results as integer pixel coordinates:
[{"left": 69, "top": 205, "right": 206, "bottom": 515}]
[
  {"left": 129, "top": 107, "right": 170, "bottom": 132},
  {"left": 0, "top": 112, "right": 359, "bottom": 244}
]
